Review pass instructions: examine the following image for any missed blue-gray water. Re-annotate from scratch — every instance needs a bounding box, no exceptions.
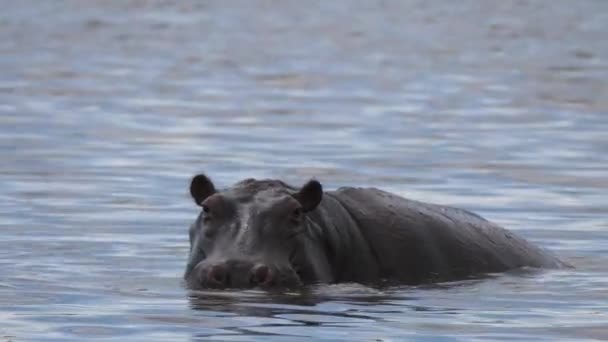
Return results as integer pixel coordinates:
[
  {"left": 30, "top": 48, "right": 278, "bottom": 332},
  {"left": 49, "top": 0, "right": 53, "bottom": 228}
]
[{"left": 1, "top": 1, "right": 607, "bottom": 341}]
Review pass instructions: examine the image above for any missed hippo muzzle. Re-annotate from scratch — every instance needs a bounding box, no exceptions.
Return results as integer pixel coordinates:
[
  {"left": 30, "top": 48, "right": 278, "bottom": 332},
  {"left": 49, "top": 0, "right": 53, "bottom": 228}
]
[{"left": 187, "top": 259, "right": 302, "bottom": 289}]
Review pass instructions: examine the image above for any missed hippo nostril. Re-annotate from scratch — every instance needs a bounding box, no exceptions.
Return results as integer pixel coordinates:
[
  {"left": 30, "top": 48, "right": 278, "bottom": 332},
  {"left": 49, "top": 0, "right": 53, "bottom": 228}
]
[
  {"left": 252, "top": 264, "right": 273, "bottom": 286},
  {"left": 207, "top": 265, "right": 226, "bottom": 285}
]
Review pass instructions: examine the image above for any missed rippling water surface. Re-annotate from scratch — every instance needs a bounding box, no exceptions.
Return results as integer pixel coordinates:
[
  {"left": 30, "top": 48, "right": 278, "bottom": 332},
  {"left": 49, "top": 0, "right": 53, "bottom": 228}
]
[{"left": 1, "top": 1, "right": 607, "bottom": 341}]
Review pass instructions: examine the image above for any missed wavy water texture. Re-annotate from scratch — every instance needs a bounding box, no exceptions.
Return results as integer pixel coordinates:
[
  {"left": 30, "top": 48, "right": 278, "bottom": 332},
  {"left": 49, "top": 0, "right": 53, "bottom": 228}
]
[{"left": 1, "top": 0, "right": 607, "bottom": 341}]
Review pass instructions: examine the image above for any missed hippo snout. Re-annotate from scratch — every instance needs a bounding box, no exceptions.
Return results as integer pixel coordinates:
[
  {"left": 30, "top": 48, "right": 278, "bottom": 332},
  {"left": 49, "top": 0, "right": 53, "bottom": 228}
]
[
  {"left": 205, "top": 264, "right": 228, "bottom": 286},
  {"left": 189, "top": 259, "right": 299, "bottom": 289},
  {"left": 251, "top": 264, "right": 273, "bottom": 286}
]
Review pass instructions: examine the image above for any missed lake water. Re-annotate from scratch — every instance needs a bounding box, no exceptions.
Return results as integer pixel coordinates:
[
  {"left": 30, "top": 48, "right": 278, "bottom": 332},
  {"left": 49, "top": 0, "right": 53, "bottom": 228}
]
[{"left": 1, "top": 1, "right": 607, "bottom": 341}]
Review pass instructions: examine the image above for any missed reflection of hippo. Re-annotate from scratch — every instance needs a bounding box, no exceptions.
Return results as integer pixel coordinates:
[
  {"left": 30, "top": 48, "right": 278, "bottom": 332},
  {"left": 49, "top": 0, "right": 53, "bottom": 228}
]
[{"left": 185, "top": 174, "right": 566, "bottom": 289}]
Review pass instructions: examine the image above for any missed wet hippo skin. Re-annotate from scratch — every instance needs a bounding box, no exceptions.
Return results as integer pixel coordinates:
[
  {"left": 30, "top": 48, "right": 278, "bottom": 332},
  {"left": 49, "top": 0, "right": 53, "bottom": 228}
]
[{"left": 184, "top": 174, "right": 567, "bottom": 289}]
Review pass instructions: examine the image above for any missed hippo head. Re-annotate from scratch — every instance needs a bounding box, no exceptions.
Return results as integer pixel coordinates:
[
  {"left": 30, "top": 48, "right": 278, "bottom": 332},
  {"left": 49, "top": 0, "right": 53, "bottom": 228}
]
[{"left": 184, "top": 174, "right": 328, "bottom": 289}]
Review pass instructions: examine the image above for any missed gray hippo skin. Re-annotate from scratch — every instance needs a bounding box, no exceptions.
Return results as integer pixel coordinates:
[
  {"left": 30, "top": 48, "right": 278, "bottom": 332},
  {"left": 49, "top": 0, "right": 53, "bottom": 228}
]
[{"left": 185, "top": 174, "right": 566, "bottom": 289}]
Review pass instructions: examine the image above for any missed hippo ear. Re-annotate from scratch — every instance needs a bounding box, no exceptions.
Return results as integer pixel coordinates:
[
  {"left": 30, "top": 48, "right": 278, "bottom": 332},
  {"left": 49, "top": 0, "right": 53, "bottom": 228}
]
[
  {"left": 293, "top": 179, "right": 323, "bottom": 212},
  {"left": 190, "top": 174, "right": 216, "bottom": 206}
]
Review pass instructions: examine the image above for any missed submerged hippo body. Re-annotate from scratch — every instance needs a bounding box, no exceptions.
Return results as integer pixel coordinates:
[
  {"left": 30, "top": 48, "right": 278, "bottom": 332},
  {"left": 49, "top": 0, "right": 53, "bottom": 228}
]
[{"left": 185, "top": 174, "right": 565, "bottom": 289}]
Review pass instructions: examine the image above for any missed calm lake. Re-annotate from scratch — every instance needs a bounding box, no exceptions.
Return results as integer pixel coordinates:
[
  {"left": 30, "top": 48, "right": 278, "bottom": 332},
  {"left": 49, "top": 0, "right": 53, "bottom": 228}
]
[{"left": 1, "top": 1, "right": 607, "bottom": 341}]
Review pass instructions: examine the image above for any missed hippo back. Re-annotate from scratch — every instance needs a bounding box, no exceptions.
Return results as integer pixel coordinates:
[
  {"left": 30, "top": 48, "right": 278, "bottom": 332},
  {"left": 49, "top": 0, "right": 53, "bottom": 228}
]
[{"left": 330, "top": 187, "right": 564, "bottom": 284}]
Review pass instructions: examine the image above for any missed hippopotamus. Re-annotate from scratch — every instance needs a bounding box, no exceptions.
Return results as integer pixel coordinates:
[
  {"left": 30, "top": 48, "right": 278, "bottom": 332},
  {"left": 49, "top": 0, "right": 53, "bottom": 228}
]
[{"left": 184, "top": 174, "right": 566, "bottom": 289}]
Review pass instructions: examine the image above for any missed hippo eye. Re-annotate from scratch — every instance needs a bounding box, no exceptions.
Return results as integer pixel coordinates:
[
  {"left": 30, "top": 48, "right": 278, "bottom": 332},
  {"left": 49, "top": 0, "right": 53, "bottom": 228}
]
[
  {"left": 291, "top": 207, "right": 303, "bottom": 222},
  {"left": 201, "top": 205, "right": 212, "bottom": 222}
]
